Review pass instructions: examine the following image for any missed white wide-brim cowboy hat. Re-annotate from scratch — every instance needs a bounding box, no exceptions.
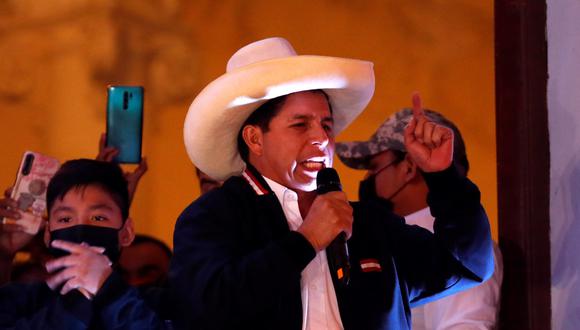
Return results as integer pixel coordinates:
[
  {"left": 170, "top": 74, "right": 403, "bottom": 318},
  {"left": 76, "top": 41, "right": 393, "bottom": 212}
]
[{"left": 184, "top": 37, "right": 375, "bottom": 181}]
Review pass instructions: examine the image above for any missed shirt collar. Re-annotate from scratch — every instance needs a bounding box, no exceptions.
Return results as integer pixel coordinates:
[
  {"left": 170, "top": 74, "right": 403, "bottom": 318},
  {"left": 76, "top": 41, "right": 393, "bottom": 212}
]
[
  {"left": 262, "top": 176, "right": 298, "bottom": 205},
  {"left": 404, "top": 207, "right": 434, "bottom": 232}
]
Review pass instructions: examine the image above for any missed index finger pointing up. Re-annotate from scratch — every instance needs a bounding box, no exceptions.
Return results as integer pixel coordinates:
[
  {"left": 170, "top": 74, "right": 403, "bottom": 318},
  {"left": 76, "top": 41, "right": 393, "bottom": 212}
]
[{"left": 412, "top": 91, "right": 425, "bottom": 118}]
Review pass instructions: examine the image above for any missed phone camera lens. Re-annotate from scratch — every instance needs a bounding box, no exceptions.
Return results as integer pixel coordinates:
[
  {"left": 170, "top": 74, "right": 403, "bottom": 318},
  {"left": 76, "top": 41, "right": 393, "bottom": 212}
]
[
  {"left": 123, "top": 92, "right": 129, "bottom": 110},
  {"left": 22, "top": 154, "right": 34, "bottom": 176}
]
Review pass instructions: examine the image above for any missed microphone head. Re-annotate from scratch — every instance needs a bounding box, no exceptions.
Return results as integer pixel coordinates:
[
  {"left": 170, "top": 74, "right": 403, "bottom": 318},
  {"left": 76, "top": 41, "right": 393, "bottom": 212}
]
[{"left": 316, "top": 168, "right": 342, "bottom": 194}]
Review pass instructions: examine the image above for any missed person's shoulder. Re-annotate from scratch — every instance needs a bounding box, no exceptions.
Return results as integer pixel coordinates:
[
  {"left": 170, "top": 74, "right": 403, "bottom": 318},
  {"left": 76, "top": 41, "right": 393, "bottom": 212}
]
[
  {"left": 178, "top": 175, "right": 250, "bottom": 221},
  {"left": 199, "top": 175, "right": 249, "bottom": 204}
]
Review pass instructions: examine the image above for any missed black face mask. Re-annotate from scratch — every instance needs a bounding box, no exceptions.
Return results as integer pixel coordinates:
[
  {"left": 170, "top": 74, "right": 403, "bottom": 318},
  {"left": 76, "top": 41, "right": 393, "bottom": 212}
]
[
  {"left": 358, "top": 174, "right": 379, "bottom": 202},
  {"left": 358, "top": 174, "right": 396, "bottom": 211},
  {"left": 49, "top": 225, "right": 121, "bottom": 263}
]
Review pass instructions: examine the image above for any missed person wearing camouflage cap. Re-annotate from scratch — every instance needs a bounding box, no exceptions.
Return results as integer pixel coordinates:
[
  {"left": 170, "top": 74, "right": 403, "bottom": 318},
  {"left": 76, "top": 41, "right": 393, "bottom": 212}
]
[
  {"left": 336, "top": 108, "right": 468, "bottom": 173},
  {"left": 336, "top": 108, "right": 469, "bottom": 215},
  {"left": 336, "top": 108, "right": 503, "bottom": 330}
]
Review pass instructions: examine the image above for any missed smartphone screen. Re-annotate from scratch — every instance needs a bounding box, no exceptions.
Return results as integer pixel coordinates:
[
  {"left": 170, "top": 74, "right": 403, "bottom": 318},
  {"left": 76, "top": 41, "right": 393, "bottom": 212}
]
[{"left": 106, "top": 86, "right": 144, "bottom": 164}]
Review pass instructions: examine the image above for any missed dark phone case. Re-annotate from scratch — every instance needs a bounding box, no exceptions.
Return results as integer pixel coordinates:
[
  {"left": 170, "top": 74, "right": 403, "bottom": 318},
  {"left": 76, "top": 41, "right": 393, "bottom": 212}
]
[{"left": 106, "top": 86, "right": 144, "bottom": 164}]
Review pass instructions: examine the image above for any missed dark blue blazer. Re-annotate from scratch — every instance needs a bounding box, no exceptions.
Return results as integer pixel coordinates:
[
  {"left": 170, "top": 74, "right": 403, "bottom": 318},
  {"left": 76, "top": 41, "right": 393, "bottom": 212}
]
[{"left": 169, "top": 165, "right": 493, "bottom": 329}]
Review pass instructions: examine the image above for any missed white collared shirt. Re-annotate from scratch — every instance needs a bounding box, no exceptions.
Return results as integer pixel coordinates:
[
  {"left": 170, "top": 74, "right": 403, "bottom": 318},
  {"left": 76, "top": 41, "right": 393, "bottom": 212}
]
[
  {"left": 404, "top": 207, "right": 434, "bottom": 232},
  {"left": 263, "top": 176, "right": 343, "bottom": 330}
]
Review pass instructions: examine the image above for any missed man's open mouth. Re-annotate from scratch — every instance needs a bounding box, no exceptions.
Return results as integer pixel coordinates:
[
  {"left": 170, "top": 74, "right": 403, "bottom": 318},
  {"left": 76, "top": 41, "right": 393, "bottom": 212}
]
[{"left": 301, "top": 157, "right": 327, "bottom": 171}]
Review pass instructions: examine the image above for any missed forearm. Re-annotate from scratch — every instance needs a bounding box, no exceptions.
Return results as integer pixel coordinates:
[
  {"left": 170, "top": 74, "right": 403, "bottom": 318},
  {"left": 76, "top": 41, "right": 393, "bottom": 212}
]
[
  {"left": 394, "top": 167, "right": 493, "bottom": 305},
  {"left": 423, "top": 166, "right": 494, "bottom": 282}
]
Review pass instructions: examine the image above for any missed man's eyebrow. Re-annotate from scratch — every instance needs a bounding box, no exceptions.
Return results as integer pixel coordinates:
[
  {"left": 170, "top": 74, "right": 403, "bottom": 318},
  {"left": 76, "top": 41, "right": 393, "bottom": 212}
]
[
  {"left": 88, "top": 204, "right": 115, "bottom": 212},
  {"left": 51, "top": 206, "right": 74, "bottom": 213},
  {"left": 289, "top": 115, "right": 334, "bottom": 123},
  {"left": 289, "top": 114, "right": 311, "bottom": 121}
]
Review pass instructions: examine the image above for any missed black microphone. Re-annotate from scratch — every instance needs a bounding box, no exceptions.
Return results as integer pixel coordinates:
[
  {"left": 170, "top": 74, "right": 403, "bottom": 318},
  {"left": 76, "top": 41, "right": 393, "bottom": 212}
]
[{"left": 316, "top": 168, "right": 350, "bottom": 286}]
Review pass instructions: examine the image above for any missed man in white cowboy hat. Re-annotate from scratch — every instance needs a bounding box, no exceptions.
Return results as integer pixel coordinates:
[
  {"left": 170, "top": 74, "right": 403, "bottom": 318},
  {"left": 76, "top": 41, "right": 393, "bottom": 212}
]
[
  {"left": 170, "top": 37, "right": 493, "bottom": 330},
  {"left": 336, "top": 108, "right": 503, "bottom": 329}
]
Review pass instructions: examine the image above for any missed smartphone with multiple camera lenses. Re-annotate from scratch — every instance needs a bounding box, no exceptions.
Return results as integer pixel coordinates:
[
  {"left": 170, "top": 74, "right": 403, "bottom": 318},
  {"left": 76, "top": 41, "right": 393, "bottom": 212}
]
[
  {"left": 9, "top": 151, "right": 60, "bottom": 234},
  {"left": 106, "top": 86, "right": 144, "bottom": 164}
]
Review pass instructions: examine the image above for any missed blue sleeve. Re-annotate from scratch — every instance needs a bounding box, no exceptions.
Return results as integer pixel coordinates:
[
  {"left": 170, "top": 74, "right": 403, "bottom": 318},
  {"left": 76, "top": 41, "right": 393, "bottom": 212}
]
[{"left": 388, "top": 166, "right": 494, "bottom": 306}]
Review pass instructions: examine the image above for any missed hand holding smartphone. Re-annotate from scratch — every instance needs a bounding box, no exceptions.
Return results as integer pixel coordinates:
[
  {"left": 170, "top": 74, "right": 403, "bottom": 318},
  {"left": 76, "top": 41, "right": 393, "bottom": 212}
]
[
  {"left": 8, "top": 151, "right": 60, "bottom": 234},
  {"left": 106, "top": 86, "right": 144, "bottom": 164}
]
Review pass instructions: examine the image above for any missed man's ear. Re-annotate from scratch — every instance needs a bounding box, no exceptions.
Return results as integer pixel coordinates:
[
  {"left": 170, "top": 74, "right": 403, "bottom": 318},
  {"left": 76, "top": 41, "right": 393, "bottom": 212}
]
[
  {"left": 242, "top": 125, "right": 264, "bottom": 157},
  {"left": 403, "top": 154, "right": 420, "bottom": 182},
  {"left": 118, "top": 218, "right": 135, "bottom": 247}
]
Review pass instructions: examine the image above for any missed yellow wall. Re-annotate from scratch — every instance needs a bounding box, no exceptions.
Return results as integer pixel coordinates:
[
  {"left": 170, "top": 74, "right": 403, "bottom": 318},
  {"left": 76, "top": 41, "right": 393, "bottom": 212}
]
[{"left": 0, "top": 1, "right": 496, "bottom": 247}]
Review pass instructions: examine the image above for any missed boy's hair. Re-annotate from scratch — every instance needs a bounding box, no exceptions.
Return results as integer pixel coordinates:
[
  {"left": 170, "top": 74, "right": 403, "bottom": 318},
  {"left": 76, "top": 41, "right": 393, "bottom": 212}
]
[{"left": 47, "top": 159, "right": 130, "bottom": 221}]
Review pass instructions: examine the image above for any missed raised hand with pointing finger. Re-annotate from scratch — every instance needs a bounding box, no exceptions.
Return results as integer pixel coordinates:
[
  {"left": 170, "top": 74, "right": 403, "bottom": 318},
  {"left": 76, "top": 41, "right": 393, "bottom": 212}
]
[{"left": 404, "top": 92, "right": 454, "bottom": 173}]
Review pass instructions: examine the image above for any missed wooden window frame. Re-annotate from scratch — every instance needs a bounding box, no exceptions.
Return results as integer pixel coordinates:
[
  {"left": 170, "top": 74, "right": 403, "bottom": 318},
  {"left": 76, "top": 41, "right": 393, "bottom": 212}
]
[{"left": 495, "top": 1, "right": 551, "bottom": 328}]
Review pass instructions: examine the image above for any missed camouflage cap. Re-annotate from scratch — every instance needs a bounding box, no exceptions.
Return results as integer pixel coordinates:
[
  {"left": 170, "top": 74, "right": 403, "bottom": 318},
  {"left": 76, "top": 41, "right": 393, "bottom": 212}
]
[{"left": 335, "top": 108, "right": 468, "bottom": 173}]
